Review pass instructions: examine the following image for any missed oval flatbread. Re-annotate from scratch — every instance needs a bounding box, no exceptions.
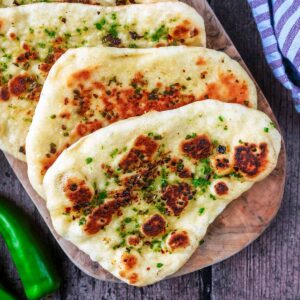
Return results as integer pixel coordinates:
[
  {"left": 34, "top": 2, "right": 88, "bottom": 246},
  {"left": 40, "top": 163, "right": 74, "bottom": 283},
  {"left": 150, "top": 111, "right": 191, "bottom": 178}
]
[
  {"left": 0, "top": 2, "right": 205, "bottom": 160},
  {"left": 0, "top": 0, "right": 173, "bottom": 8},
  {"left": 26, "top": 46, "right": 257, "bottom": 197},
  {"left": 44, "top": 100, "right": 281, "bottom": 286}
]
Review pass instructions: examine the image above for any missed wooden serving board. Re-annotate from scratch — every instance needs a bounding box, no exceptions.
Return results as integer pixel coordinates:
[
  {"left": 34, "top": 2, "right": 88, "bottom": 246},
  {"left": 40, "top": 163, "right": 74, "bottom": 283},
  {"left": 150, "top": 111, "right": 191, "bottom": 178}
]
[{"left": 4, "top": 0, "right": 286, "bottom": 283}]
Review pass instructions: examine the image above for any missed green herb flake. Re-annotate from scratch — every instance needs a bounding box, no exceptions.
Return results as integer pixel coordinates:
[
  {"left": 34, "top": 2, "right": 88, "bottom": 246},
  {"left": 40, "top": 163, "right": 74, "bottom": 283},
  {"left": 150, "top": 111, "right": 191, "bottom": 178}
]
[
  {"left": 264, "top": 127, "right": 269, "bottom": 133},
  {"left": 198, "top": 207, "right": 205, "bottom": 215},
  {"left": 110, "top": 148, "right": 119, "bottom": 158},
  {"left": 44, "top": 28, "right": 56, "bottom": 37},
  {"left": 209, "top": 194, "right": 216, "bottom": 200},
  {"left": 156, "top": 263, "right": 164, "bottom": 268},
  {"left": 192, "top": 177, "right": 209, "bottom": 188},
  {"left": 199, "top": 239, "right": 205, "bottom": 245},
  {"left": 108, "top": 23, "right": 119, "bottom": 38},
  {"left": 97, "top": 191, "right": 107, "bottom": 202},
  {"left": 85, "top": 157, "right": 93, "bottom": 164},
  {"left": 37, "top": 43, "right": 46, "bottom": 48},
  {"left": 124, "top": 217, "right": 132, "bottom": 224},
  {"left": 150, "top": 240, "right": 162, "bottom": 252},
  {"left": 95, "top": 18, "right": 106, "bottom": 30},
  {"left": 151, "top": 25, "right": 168, "bottom": 42},
  {"left": 218, "top": 115, "right": 224, "bottom": 122},
  {"left": 78, "top": 217, "right": 86, "bottom": 226},
  {"left": 185, "top": 133, "right": 197, "bottom": 140}
]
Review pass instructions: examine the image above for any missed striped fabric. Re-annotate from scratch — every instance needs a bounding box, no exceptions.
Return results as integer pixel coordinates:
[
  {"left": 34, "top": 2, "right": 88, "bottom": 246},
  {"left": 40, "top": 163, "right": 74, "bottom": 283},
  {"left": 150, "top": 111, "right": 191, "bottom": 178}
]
[{"left": 248, "top": 0, "right": 300, "bottom": 112}]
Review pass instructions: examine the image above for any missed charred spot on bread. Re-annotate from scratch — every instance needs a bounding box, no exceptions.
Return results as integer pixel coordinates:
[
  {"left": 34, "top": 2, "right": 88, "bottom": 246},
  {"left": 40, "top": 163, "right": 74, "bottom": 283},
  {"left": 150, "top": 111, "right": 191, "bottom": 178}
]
[
  {"left": 63, "top": 178, "right": 93, "bottom": 207},
  {"left": 141, "top": 214, "right": 166, "bottom": 237},
  {"left": 234, "top": 143, "right": 268, "bottom": 177},
  {"left": 214, "top": 181, "right": 229, "bottom": 195},
  {"left": 181, "top": 134, "right": 212, "bottom": 160},
  {"left": 119, "top": 135, "right": 158, "bottom": 172},
  {"left": 121, "top": 253, "right": 138, "bottom": 270},
  {"left": 162, "top": 183, "right": 194, "bottom": 216},
  {"left": 168, "top": 231, "right": 190, "bottom": 250},
  {"left": 85, "top": 189, "right": 132, "bottom": 234}
]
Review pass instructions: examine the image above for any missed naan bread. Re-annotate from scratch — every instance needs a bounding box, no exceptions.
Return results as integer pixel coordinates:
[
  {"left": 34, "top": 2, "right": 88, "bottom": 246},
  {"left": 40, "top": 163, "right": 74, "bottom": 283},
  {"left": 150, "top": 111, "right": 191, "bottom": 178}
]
[
  {"left": 44, "top": 100, "right": 281, "bottom": 286},
  {"left": 0, "top": 0, "right": 172, "bottom": 7},
  {"left": 26, "top": 46, "right": 257, "bottom": 197},
  {"left": 0, "top": 2, "right": 205, "bottom": 161}
]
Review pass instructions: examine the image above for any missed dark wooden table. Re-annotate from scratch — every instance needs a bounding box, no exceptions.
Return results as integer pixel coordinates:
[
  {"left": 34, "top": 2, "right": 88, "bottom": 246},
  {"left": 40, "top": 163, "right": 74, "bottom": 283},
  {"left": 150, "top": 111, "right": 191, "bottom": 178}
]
[{"left": 1, "top": 1, "right": 299, "bottom": 299}]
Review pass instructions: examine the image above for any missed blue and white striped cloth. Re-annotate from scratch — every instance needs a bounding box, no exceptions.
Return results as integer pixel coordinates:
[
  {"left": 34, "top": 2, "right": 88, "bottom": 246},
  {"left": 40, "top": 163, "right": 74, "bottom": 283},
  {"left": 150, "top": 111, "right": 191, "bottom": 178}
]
[{"left": 248, "top": 0, "right": 300, "bottom": 112}]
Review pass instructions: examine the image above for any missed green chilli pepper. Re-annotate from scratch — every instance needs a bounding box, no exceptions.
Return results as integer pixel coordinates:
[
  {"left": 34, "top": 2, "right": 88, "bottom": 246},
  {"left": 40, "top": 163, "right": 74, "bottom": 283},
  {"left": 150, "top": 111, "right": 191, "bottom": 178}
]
[
  {"left": 0, "top": 198, "right": 61, "bottom": 300},
  {"left": 0, "top": 283, "right": 18, "bottom": 300}
]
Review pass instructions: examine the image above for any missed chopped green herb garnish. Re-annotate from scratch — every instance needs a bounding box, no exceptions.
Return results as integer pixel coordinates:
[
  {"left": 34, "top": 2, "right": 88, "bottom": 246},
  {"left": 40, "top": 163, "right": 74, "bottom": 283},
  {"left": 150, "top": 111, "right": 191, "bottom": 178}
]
[
  {"left": 264, "top": 127, "right": 269, "bottom": 132},
  {"left": 185, "top": 133, "right": 197, "bottom": 140},
  {"left": 85, "top": 157, "right": 93, "bottom": 164},
  {"left": 151, "top": 240, "right": 162, "bottom": 252},
  {"left": 156, "top": 203, "right": 166, "bottom": 214},
  {"left": 198, "top": 207, "right": 205, "bottom": 215},
  {"left": 110, "top": 148, "right": 119, "bottom": 158},
  {"left": 95, "top": 18, "right": 106, "bottom": 30},
  {"left": 209, "top": 194, "right": 216, "bottom": 200},
  {"left": 44, "top": 28, "right": 56, "bottom": 37},
  {"left": 108, "top": 23, "right": 119, "bottom": 38},
  {"left": 124, "top": 217, "right": 132, "bottom": 224},
  {"left": 38, "top": 43, "right": 46, "bottom": 48},
  {"left": 199, "top": 239, "right": 205, "bottom": 245},
  {"left": 151, "top": 25, "right": 168, "bottom": 42},
  {"left": 156, "top": 263, "right": 164, "bottom": 268},
  {"left": 94, "top": 190, "right": 107, "bottom": 205},
  {"left": 192, "top": 177, "right": 210, "bottom": 188},
  {"left": 78, "top": 217, "right": 86, "bottom": 226},
  {"left": 218, "top": 115, "right": 224, "bottom": 122}
]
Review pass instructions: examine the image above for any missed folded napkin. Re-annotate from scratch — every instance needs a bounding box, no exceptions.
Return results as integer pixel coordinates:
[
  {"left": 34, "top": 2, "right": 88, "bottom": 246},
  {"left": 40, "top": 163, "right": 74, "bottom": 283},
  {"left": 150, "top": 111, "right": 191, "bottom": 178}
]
[{"left": 248, "top": 0, "right": 300, "bottom": 112}]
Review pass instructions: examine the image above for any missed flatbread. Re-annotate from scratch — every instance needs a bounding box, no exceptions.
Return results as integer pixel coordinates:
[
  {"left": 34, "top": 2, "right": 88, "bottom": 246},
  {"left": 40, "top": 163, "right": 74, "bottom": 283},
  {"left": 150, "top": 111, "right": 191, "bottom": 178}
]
[
  {"left": 26, "top": 46, "right": 257, "bottom": 197},
  {"left": 0, "top": 2, "right": 205, "bottom": 161},
  {"left": 44, "top": 100, "right": 281, "bottom": 286},
  {"left": 0, "top": 0, "right": 172, "bottom": 8}
]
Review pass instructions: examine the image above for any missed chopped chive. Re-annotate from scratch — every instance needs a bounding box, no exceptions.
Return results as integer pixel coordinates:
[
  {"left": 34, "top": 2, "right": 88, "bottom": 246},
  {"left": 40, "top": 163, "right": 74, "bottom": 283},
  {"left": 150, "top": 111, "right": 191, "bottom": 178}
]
[
  {"left": 218, "top": 116, "right": 224, "bottom": 122},
  {"left": 264, "top": 127, "right": 269, "bottom": 133},
  {"left": 110, "top": 148, "right": 119, "bottom": 158},
  {"left": 185, "top": 133, "right": 197, "bottom": 140},
  {"left": 95, "top": 18, "right": 106, "bottom": 30},
  {"left": 124, "top": 217, "right": 132, "bottom": 224},
  {"left": 198, "top": 207, "right": 205, "bottom": 215},
  {"left": 209, "top": 194, "right": 216, "bottom": 200},
  {"left": 78, "top": 217, "right": 86, "bottom": 226},
  {"left": 85, "top": 157, "right": 93, "bottom": 164},
  {"left": 156, "top": 263, "right": 163, "bottom": 268}
]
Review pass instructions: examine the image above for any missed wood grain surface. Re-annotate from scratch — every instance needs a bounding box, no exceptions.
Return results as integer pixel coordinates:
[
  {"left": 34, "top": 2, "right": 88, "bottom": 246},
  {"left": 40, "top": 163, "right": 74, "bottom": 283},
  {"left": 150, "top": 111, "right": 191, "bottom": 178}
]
[{"left": 0, "top": 0, "right": 299, "bottom": 299}]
